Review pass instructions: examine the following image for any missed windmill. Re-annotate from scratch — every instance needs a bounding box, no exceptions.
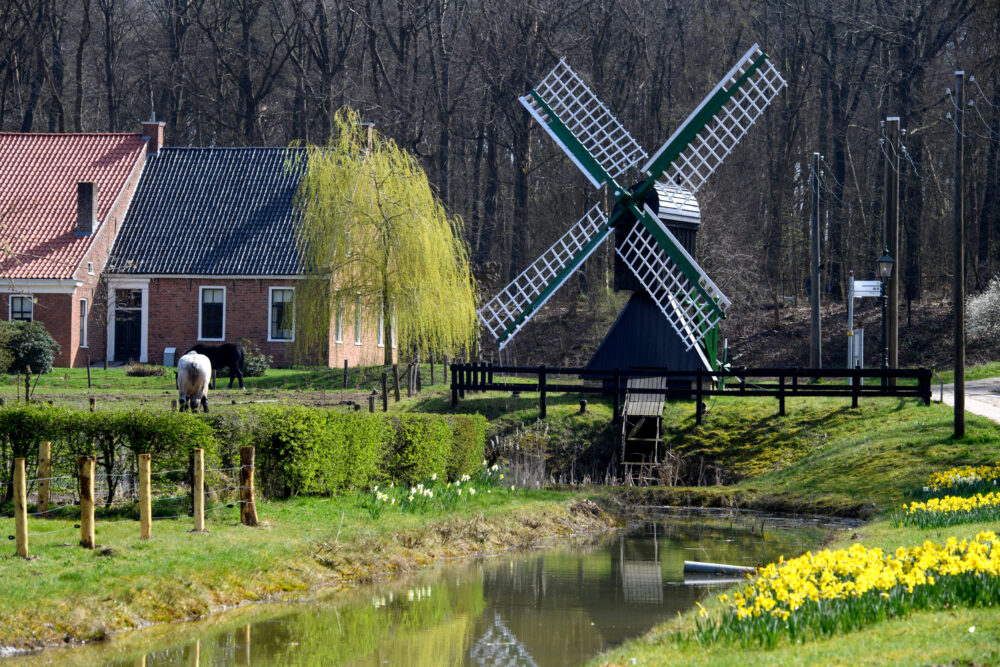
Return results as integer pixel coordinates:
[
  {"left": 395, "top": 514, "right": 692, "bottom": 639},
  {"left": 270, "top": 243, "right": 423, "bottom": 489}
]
[{"left": 478, "top": 44, "right": 786, "bottom": 372}]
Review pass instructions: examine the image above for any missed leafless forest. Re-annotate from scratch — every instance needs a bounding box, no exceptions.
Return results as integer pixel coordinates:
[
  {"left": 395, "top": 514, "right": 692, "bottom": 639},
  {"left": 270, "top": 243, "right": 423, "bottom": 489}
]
[{"left": 2, "top": 0, "right": 998, "bottom": 349}]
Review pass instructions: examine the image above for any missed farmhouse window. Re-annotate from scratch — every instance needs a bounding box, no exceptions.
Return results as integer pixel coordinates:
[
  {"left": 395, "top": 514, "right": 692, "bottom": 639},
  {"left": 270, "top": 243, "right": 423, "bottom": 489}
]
[
  {"left": 80, "top": 299, "right": 88, "bottom": 348},
  {"left": 199, "top": 287, "right": 225, "bottom": 341},
  {"left": 354, "top": 295, "right": 362, "bottom": 345},
  {"left": 334, "top": 293, "right": 344, "bottom": 343},
  {"left": 377, "top": 302, "right": 384, "bottom": 348},
  {"left": 10, "top": 295, "right": 32, "bottom": 321},
  {"left": 269, "top": 287, "right": 294, "bottom": 341}
]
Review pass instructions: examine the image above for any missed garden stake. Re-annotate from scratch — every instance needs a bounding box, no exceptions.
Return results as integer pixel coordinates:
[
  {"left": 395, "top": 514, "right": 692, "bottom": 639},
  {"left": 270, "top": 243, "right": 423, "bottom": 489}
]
[
  {"left": 79, "top": 456, "right": 95, "bottom": 549},
  {"left": 139, "top": 454, "right": 151, "bottom": 540},
  {"left": 14, "top": 458, "right": 28, "bottom": 558}
]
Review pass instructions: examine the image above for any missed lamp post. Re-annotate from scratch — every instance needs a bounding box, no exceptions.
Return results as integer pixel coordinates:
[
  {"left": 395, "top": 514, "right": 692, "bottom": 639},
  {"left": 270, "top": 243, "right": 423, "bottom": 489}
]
[{"left": 877, "top": 248, "right": 895, "bottom": 385}]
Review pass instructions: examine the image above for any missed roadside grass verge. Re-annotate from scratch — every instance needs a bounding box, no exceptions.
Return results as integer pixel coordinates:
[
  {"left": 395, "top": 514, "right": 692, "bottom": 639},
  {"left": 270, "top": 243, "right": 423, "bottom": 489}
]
[
  {"left": 932, "top": 361, "right": 1000, "bottom": 385},
  {"left": 0, "top": 489, "right": 614, "bottom": 650}
]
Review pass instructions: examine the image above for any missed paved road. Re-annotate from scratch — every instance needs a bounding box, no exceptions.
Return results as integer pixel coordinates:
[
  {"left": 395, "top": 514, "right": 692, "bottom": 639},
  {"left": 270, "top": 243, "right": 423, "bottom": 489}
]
[{"left": 940, "top": 377, "right": 1000, "bottom": 425}]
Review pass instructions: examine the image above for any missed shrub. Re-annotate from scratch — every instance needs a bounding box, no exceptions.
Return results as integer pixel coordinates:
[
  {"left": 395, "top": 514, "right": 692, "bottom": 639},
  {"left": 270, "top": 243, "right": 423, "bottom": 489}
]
[
  {"left": 388, "top": 414, "right": 453, "bottom": 483},
  {"left": 241, "top": 339, "right": 272, "bottom": 377},
  {"left": 124, "top": 362, "right": 166, "bottom": 377},
  {"left": 0, "top": 320, "right": 60, "bottom": 374},
  {"left": 449, "top": 414, "right": 488, "bottom": 479},
  {"left": 968, "top": 274, "right": 1000, "bottom": 342}
]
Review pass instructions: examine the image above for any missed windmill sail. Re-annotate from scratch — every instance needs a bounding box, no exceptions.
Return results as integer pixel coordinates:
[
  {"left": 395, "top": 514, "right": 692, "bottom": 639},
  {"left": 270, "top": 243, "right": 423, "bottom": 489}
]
[
  {"left": 642, "top": 43, "right": 785, "bottom": 207},
  {"left": 520, "top": 60, "right": 647, "bottom": 189},
  {"left": 617, "top": 205, "right": 731, "bottom": 351},
  {"left": 479, "top": 205, "right": 610, "bottom": 349}
]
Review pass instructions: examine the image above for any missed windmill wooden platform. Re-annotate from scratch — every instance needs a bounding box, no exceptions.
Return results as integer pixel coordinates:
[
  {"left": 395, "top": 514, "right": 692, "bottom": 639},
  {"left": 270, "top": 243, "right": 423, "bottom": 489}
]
[{"left": 621, "top": 376, "right": 667, "bottom": 485}]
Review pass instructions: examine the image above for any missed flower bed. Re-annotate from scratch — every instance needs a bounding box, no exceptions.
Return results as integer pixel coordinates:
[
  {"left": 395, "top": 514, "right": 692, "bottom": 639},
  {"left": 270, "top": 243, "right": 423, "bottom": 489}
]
[
  {"left": 696, "top": 532, "right": 1000, "bottom": 647},
  {"left": 896, "top": 492, "right": 1000, "bottom": 528},
  {"left": 359, "top": 462, "right": 511, "bottom": 519},
  {"left": 924, "top": 464, "right": 1000, "bottom": 497}
]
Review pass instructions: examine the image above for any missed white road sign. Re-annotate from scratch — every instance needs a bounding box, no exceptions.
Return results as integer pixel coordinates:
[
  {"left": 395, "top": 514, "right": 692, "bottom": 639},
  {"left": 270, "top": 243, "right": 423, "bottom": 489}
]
[{"left": 852, "top": 280, "right": 882, "bottom": 298}]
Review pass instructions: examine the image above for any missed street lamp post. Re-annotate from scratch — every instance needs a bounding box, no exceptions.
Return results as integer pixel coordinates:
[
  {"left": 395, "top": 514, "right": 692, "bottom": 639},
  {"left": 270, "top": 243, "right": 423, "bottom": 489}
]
[{"left": 877, "top": 247, "right": 895, "bottom": 386}]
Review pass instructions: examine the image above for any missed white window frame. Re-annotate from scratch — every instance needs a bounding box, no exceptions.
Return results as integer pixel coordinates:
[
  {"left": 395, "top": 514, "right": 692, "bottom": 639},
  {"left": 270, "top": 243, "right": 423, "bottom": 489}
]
[
  {"left": 79, "top": 298, "right": 88, "bottom": 348},
  {"left": 354, "top": 294, "right": 362, "bottom": 346},
  {"left": 8, "top": 294, "right": 32, "bottom": 322},
  {"left": 268, "top": 286, "right": 295, "bottom": 342},
  {"left": 377, "top": 301, "right": 385, "bottom": 348},
  {"left": 197, "top": 286, "right": 226, "bottom": 342},
  {"left": 334, "top": 291, "right": 343, "bottom": 343},
  {"left": 87, "top": 262, "right": 94, "bottom": 275}
]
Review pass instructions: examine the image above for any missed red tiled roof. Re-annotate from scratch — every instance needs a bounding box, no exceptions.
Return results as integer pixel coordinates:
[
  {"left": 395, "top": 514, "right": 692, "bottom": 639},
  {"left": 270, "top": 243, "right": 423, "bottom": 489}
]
[{"left": 0, "top": 132, "right": 147, "bottom": 280}]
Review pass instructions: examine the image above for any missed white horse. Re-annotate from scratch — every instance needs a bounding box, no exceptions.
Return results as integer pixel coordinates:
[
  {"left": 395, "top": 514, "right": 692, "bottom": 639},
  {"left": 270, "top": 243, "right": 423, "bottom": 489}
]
[{"left": 177, "top": 351, "right": 212, "bottom": 412}]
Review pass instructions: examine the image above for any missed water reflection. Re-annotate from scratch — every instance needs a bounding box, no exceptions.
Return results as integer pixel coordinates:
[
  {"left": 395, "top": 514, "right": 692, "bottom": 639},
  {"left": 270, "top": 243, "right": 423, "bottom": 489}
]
[{"left": 11, "top": 511, "right": 848, "bottom": 667}]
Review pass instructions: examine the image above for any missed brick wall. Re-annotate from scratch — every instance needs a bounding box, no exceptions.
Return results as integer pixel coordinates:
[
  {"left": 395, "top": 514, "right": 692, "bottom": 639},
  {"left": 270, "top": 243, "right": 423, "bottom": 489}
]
[{"left": 142, "top": 278, "right": 390, "bottom": 367}]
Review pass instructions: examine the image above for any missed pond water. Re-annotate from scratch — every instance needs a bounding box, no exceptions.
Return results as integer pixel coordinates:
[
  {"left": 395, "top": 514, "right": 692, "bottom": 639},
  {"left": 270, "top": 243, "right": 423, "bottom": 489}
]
[{"left": 11, "top": 510, "right": 852, "bottom": 667}]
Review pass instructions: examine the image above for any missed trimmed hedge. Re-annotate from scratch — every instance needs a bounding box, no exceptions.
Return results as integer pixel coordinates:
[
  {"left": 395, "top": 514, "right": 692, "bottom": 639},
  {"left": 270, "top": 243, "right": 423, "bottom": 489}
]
[
  {"left": 208, "top": 408, "right": 487, "bottom": 497},
  {"left": 0, "top": 405, "right": 487, "bottom": 501}
]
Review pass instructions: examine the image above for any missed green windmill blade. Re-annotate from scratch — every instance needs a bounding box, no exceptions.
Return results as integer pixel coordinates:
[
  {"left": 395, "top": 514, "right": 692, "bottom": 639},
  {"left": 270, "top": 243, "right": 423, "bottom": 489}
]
[{"left": 479, "top": 45, "right": 785, "bottom": 352}]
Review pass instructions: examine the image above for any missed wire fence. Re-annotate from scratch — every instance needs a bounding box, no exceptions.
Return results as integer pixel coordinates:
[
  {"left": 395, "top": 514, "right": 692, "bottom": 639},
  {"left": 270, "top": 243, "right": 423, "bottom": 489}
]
[{"left": 4, "top": 447, "right": 260, "bottom": 557}]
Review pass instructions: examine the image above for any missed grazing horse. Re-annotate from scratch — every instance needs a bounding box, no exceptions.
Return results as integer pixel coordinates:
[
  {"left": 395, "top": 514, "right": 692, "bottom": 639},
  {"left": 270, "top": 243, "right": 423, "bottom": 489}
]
[
  {"left": 177, "top": 352, "right": 211, "bottom": 412},
  {"left": 185, "top": 343, "right": 245, "bottom": 389}
]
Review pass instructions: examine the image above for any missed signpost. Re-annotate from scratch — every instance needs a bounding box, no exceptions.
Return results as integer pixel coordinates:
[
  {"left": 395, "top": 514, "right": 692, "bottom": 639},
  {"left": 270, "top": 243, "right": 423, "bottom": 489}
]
[{"left": 847, "top": 273, "right": 883, "bottom": 376}]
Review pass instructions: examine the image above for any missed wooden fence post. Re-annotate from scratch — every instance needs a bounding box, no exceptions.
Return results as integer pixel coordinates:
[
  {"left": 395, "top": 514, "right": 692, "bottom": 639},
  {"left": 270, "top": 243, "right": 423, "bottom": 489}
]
[
  {"left": 380, "top": 372, "right": 389, "bottom": 412},
  {"left": 14, "top": 458, "right": 28, "bottom": 558},
  {"left": 368, "top": 391, "right": 376, "bottom": 413},
  {"left": 343, "top": 359, "right": 349, "bottom": 389},
  {"left": 139, "top": 453, "right": 152, "bottom": 540},
  {"left": 392, "top": 363, "right": 401, "bottom": 402},
  {"left": 89, "top": 397, "right": 96, "bottom": 412},
  {"left": 919, "top": 368, "right": 932, "bottom": 405},
  {"left": 193, "top": 448, "right": 205, "bottom": 532},
  {"left": 79, "top": 456, "right": 95, "bottom": 549},
  {"left": 37, "top": 441, "right": 51, "bottom": 513},
  {"left": 851, "top": 364, "right": 861, "bottom": 409},
  {"left": 538, "top": 365, "right": 547, "bottom": 419},
  {"left": 459, "top": 364, "right": 466, "bottom": 399},
  {"left": 406, "top": 361, "right": 413, "bottom": 398},
  {"left": 696, "top": 368, "right": 704, "bottom": 426},
  {"left": 239, "top": 447, "right": 259, "bottom": 527},
  {"left": 778, "top": 375, "right": 786, "bottom": 416},
  {"left": 451, "top": 364, "right": 458, "bottom": 407}
]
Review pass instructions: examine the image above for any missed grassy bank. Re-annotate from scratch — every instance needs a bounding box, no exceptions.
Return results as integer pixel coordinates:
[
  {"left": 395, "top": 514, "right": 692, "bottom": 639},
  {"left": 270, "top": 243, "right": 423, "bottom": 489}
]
[
  {"left": 0, "top": 489, "right": 615, "bottom": 651},
  {"left": 614, "top": 396, "right": 1000, "bottom": 516},
  {"left": 591, "top": 396, "right": 1000, "bottom": 665}
]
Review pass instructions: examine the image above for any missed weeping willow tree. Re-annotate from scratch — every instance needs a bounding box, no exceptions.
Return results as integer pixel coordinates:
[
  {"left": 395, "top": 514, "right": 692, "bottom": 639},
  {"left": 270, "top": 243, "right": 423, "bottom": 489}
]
[{"left": 292, "top": 109, "right": 478, "bottom": 365}]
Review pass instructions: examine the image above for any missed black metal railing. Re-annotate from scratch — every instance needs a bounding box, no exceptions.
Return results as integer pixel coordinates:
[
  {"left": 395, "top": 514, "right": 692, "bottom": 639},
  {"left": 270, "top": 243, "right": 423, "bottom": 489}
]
[{"left": 450, "top": 364, "right": 933, "bottom": 423}]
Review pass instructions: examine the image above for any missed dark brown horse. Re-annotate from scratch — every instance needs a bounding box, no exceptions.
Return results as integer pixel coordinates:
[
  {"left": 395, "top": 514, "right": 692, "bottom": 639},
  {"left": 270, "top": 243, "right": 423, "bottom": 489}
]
[{"left": 184, "top": 343, "right": 245, "bottom": 389}]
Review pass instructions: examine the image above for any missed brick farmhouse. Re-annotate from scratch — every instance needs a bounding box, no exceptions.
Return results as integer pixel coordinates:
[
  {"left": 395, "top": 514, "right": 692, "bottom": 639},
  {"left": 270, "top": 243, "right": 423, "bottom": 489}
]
[{"left": 1, "top": 122, "right": 391, "bottom": 368}]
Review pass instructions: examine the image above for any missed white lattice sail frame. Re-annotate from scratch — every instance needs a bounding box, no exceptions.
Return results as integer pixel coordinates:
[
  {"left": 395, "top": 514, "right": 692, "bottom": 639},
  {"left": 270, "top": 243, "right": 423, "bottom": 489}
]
[
  {"left": 643, "top": 44, "right": 786, "bottom": 208},
  {"left": 520, "top": 59, "right": 648, "bottom": 188},
  {"left": 478, "top": 204, "right": 610, "bottom": 348},
  {"left": 617, "top": 206, "right": 731, "bottom": 351}
]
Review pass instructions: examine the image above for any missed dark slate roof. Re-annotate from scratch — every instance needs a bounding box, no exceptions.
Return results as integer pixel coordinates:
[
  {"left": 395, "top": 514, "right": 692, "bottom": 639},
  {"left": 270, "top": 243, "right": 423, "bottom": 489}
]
[{"left": 107, "top": 147, "right": 305, "bottom": 275}]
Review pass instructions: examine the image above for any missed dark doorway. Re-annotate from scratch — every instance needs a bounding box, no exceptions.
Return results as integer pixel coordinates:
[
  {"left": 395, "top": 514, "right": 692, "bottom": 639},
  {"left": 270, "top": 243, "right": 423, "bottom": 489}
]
[{"left": 114, "top": 289, "right": 142, "bottom": 362}]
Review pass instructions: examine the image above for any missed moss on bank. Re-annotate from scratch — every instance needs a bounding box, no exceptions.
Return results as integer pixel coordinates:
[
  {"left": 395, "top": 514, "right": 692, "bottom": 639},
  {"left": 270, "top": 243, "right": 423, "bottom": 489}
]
[{"left": 0, "top": 492, "right": 615, "bottom": 652}]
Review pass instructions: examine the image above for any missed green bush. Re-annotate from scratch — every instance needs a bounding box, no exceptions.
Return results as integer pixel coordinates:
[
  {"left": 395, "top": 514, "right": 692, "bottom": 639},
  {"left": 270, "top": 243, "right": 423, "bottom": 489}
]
[
  {"left": 388, "top": 414, "right": 453, "bottom": 483},
  {"left": 241, "top": 339, "right": 272, "bottom": 377},
  {"left": 0, "top": 321, "right": 61, "bottom": 374},
  {"left": 0, "top": 405, "right": 484, "bottom": 502},
  {"left": 124, "top": 362, "right": 166, "bottom": 377},
  {"left": 449, "top": 414, "right": 488, "bottom": 480},
  {"left": 0, "top": 406, "right": 217, "bottom": 504},
  {"left": 206, "top": 407, "right": 484, "bottom": 497}
]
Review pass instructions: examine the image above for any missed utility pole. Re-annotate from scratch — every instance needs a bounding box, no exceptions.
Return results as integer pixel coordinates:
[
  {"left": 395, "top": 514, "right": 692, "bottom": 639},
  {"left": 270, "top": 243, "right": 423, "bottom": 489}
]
[
  {"left": 810, "top": 152, "right": 822, "bottom": 368},
  {"left": 883, "top": 118, "right": 900, "bottom": 383},
  {"left": 953, "top": 71, "right": 966, "bottom": 438}
]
